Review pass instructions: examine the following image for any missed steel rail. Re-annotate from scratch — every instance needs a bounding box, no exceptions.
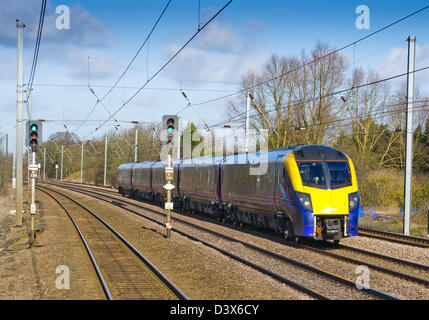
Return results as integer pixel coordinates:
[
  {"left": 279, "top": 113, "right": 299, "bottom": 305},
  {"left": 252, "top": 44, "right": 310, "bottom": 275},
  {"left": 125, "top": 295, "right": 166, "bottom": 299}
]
[
  {"left": 38, "top": 185, "right": 190, "bottom": 300},
  {"left": 41, "top": 182, "right": 327, "bottom": 300},
  {"left": 42, "top": 182, "right": 402, "bottom": 300},
  {"left": 37, "top": 187, "right": 113, "bottom": 300},
  {"left": 359, "top": 228, "right": 429, "bottom": 248}
]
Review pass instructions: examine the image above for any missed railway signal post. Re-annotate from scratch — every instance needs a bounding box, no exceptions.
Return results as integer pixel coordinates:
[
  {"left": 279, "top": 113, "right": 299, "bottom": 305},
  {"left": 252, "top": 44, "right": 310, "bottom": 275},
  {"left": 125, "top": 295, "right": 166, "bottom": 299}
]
[
  {"left": 163, "top": 153, "right": 175, "bottom": 238},
  {"left": 26, "top": 120, "right": 43, "bottom": 241},
  {"left": 161, "top": 115, "right": 179, "bottom": 238}
]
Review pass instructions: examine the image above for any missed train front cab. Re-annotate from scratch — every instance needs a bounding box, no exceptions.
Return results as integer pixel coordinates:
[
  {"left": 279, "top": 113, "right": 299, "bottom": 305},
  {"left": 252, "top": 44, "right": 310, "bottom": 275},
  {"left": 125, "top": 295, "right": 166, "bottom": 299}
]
[{"left": 283, "top": 146, "right": 359, "bottom": 241}]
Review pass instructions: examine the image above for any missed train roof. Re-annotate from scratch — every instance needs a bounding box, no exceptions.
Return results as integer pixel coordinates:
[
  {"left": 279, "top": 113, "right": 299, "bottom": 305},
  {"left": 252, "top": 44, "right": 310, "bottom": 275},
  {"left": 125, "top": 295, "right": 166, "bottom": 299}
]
[
  {"left": 117, "top": 145, "right": 347, "bottom": 169},
  {"left": 117, "top": 162, "right": 136, "bottom": 169},
  {"left": 293, "top": 145, "right": 348, "bottom": 161}
]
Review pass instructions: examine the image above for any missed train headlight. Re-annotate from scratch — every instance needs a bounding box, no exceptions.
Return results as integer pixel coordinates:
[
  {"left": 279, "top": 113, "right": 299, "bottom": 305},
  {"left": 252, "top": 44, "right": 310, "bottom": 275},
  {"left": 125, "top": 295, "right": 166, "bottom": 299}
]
[
  {"left": 349, "top": 192, "right": 359, "bottom": 211},
  {"left": 296, "top": 192, "right": 313, "bottom": 211}
]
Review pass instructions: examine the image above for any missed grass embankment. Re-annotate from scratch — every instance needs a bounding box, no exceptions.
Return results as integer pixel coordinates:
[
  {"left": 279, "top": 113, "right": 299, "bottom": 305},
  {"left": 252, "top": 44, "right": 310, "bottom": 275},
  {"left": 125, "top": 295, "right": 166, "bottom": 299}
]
[
  {"left": 358, "top": 168, "right": 429, "bottom": 237},
  {"left": 63, "top": 167, "right": 429, "bottom": 237}
]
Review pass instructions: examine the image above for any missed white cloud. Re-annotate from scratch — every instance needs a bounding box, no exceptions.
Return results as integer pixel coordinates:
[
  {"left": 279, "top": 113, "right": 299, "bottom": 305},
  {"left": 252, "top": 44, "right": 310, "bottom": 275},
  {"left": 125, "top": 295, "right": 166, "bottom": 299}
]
[
  {"left": 378, "top": 42, "right": 429, "bottom": 90},
  {"left": 65, "top": 48, "right": 121, "bottom": 80},
  {"left": 161, "top": 20, "right": 268, "bottom": 84},
  {"left": 0, "top": 50, "right": 15, "bottom": 79},
  {"left": 0, "top": 1, "right": 111, "bottom": 48},
  {"left": 0, "top": 1, "right": 114, "bottom": 82},
  {"left": 193, "top": 21, "right": 243, "bottom": 53}
]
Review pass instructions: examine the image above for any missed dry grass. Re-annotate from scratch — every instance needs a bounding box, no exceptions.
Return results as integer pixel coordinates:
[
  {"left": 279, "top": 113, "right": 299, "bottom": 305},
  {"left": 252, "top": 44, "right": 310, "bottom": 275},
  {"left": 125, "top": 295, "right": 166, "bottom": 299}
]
[
  {"left": 0, "top": 186, "right": 16, "bottom": 242},
  {"left": 359, "top": 207, "right": 429, "bottom": 238}
]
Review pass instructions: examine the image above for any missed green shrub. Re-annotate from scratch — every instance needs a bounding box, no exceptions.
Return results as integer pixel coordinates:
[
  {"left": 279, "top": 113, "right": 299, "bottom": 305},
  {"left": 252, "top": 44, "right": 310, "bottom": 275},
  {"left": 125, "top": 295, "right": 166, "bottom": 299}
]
[{"left": 358, "top": 168, "right": 429, "bottom": 209}]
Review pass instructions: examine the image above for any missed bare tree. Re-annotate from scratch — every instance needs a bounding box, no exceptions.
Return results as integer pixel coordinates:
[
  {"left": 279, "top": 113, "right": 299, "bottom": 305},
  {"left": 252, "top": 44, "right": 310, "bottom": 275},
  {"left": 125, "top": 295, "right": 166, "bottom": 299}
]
[
  {"left": 378, "top": 83, "right": 429, "bottom": 169},
  {"left": 228, "top": 42, "right": 348, "bottom": 149},
  {"left": 344, "top": 68, "right": 392, "bottom": 165},
  {"left": 294, "top": 42, "right": 347, "bottom": 145}
]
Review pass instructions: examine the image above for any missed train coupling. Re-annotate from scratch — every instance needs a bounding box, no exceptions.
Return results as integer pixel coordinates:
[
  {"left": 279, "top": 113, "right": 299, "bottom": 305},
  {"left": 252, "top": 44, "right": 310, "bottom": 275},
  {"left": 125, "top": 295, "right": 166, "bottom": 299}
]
[{"left": 313, "top": 215, "right": 348, "bottom": 240}]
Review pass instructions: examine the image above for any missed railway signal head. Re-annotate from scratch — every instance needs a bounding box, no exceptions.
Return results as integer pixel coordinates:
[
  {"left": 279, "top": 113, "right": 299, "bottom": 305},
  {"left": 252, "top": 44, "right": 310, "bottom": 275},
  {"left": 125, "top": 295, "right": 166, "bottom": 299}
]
[
  {"left": 161, "top": 115, "right": 179, "bottom": 159},
  {"left": 167, "top": 117, "right": 175, "bottom": 133},
  {"left": 26, "top": 120, "right": 43, "bottom": 151}
]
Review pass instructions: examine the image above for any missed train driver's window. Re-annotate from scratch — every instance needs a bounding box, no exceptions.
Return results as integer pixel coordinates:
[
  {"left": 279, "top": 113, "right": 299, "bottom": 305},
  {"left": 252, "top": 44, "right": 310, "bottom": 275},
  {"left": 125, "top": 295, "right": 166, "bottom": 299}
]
[
  {"left": 297, "top": 161, "right": 327, "bottom": 188},
  {"left": 310, "top": 163, "right": 325, "bottom": 185}
]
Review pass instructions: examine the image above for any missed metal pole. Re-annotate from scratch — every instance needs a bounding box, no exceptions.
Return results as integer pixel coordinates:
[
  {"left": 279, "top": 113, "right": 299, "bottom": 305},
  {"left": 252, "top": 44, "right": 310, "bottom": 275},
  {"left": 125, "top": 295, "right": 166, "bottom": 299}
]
[
  {"left": 5, "top": 133, "right": 8, "bottom": 156},
  {"left": 27, "top": 88, "right": 32, "bottom": 121},
  {"left": 30, "top": 151, "right": 36, "bottom": 241},
  {"left": 165, "top": 153, "right": 173, "bottom": 238},
  {"left": 134, "top": 128, "right": 138, "bottom": 162},
  {"left": 81, "top": 141, "right": 84, "bottom": 183},
  {"left": 28, "top": 150, "right": 30, "bottom": 189},
  {"left": 245, "top": 92, "right": 251, "bottom": 154},
  {"left": 12, "top": 149, "right": 16, "bottom": 189},
  {"left": 60, "top": 145, "right": 64, "bottom": 181},
  {"left": 404, "top": 36, "right": 416, "bottom": 236},
  {"left": 43, "top": 148, "right": 46, "bottom": 179},
  {"left": 427, "top": 207, "right": 429, "bottom": 237},
  {"left": 177, "top": 119, "right": 181, "bottom": 160},
  {"left": 15, "top": 20, "right": 25, "bottom": 227},
  {"left": 27, "top": 87, "right": 32, "bottom": 197},
  {"left": 104, "top": 135, "right": 107, "bottom": 186}
]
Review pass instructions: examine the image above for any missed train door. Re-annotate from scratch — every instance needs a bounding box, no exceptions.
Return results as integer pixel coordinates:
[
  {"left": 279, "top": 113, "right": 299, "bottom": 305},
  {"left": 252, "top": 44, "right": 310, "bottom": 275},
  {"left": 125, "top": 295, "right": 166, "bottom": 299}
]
[
  {"left": 216, "top": 163, "right": 222, "bottom": 202},
  {"left": 274, "top": 155, "right": 285, "bottom": 212}
]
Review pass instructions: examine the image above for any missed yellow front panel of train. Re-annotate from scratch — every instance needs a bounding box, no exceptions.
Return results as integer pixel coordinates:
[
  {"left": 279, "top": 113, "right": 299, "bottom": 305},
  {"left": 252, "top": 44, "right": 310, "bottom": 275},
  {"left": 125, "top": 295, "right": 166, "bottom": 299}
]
[
  {"left": 302, "top": 185, "right": 352, "bottom": 215},
  {"left": 284, "top": 153, "right": 358, "bottom": 215}
]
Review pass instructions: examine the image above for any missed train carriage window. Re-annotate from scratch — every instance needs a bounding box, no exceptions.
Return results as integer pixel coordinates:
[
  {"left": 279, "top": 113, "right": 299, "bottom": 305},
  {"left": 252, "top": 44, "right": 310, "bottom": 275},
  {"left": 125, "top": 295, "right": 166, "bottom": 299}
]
[
  {"left": 326, "top": 161, "right": 352, "bottom": 189},
  {"left": 297, "top": 161, "right": 327, "bottom": 189}
]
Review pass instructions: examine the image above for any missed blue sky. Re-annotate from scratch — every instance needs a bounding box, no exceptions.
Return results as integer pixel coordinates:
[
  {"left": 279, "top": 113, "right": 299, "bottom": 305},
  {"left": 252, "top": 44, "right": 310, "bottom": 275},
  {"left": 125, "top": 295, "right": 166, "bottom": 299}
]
[{"left": 1, "top": 0, "right": 429, "bottom": 153}]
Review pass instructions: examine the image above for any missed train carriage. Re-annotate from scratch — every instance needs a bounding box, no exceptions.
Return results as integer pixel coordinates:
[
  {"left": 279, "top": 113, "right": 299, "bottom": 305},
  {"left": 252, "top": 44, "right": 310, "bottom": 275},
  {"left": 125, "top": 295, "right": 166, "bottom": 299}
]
[
  {"left": 117, "top": 162, "right": 135, "bottom": 196},
  {"left": 285, "top": 145, "right": 359, "bottom": 240},
  {"left": 177, "top": 155, "right": 223, "bottom": 214},
  {"left": 131, "top": 161, "right": 156, "bottom": 200},
  {"left": 150, "top": 161, "right": 166, "bottom": 205},
  {"left": 221, "top": 151, "right": 278, "bottom": 229},
  {"left": 148, "top": 159, "right": 181, "bottom": 205},
  {"left": 117, "top": 144, "right": 360, "bottom": 242}
]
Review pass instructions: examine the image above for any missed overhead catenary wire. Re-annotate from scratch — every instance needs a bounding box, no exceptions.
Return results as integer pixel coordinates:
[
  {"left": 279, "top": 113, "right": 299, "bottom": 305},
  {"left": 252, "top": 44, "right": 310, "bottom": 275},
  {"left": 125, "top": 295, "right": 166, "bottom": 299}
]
[
  {"left": 32, "top": 83, "right": 236, "bottom": 92},
  {"left": 185, "top": 4, "right": 429, "bottom": 110},
  {"left": 195, "top": 101, "right": 429, "bottom": 142},
  {"left": 82, "top": 0, "right": 234, "bottom": 140},
  {"left": 206, "top": 65, "right": 429, "bottom": 129},
  {"left": 77, "top": 0, "right": 173, "bottom": 131},
  {"left": 77, "top": 55, "right": 241, "bottom": 85},
  {"left": 26, "top": 0, "right": 47, "bottom": 117}
]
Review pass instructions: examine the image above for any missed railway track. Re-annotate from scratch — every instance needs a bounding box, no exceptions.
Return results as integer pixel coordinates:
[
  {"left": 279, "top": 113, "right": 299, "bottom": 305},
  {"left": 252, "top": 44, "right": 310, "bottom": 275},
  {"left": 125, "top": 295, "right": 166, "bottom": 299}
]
[
  {"left": 48, "top": 183, "right": 429, "bottom": 274},
  {"left": 358, "top": 228, "right": 429, "bottom": 248},
  {"left": 45, "top": 182, "right": 429, "bottom": 287},
  {"left": 302, "top": 242, "right": 429, "bottom": 287},
  {"left": 53, "top": 181, "right": 429, "bottom": 248},
  {"left": 41, "top": 181, "right": 405, "bottom": 300},
  {"left": 37, "top": 185, "right": 189, "bottom": 300}
]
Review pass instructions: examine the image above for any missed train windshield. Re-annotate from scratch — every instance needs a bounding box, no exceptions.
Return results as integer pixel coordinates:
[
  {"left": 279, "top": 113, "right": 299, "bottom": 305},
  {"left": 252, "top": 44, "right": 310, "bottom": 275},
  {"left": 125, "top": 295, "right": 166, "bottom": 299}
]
[
  {"left": 326, "top": 161, "right": 352, "bottom": 189},
  {"left": 297, "top": 161, "right": 327, "bottom": 189}
]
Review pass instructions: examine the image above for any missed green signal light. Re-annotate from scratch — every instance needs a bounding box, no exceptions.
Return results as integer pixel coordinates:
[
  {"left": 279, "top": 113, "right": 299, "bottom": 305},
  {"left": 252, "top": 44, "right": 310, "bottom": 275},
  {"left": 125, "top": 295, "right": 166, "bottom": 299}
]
[
  {"left": 167, "top": 126, "right": 174, "bottom": 132},
  {"left": 30, "top": 124, "right": 38, "bottom": 131}
]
